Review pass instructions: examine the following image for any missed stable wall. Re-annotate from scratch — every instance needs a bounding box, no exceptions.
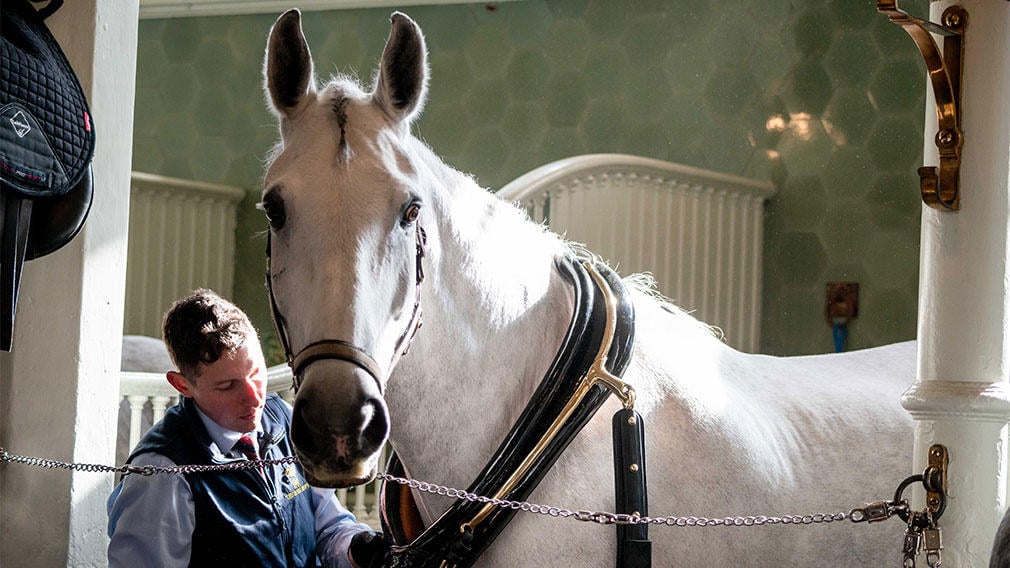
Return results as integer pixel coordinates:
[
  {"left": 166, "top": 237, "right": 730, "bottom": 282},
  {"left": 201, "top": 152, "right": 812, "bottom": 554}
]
[{"left": 131, "top": 0, "right": 929, "bottom": 358}]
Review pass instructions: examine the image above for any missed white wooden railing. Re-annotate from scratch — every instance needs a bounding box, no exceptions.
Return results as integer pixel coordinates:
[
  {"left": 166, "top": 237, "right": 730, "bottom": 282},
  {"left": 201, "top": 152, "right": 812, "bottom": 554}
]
[{"left": 117, "top": 366, "right": 384, "bottom": 529}]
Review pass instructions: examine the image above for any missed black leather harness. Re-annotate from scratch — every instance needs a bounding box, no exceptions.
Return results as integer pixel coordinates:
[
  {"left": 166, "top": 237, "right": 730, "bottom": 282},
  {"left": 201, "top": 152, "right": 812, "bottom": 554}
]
[{"left": 379, "top": 256, "right": 650, "bottom": 567}]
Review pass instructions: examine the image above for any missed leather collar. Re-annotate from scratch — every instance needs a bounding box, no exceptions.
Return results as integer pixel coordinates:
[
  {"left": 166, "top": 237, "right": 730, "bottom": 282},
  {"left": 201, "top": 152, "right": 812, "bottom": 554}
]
[{"left": 380, "top": 255, "right": 636, "bottom": 567}]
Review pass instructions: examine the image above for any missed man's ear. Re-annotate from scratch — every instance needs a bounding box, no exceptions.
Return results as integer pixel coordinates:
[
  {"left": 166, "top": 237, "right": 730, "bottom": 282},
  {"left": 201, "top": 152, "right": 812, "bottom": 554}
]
[{"left": 167, "top": 371, "right": 193, "bottom": 397}]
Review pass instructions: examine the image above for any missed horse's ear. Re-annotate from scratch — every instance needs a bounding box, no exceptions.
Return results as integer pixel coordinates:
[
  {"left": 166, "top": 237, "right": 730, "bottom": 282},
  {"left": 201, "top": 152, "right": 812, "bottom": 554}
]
[
  {"left": 373, "top": 12, "right": 429, "bottom": 123},
  {"left": 265, "top": 9, "right": 315, "bottom": 117}
]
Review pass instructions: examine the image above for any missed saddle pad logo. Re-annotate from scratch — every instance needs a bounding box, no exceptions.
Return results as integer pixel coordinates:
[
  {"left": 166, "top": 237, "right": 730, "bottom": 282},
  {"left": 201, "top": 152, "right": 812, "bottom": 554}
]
[{"left": 9, "top": 111, "right": 31, "bottom": 138}]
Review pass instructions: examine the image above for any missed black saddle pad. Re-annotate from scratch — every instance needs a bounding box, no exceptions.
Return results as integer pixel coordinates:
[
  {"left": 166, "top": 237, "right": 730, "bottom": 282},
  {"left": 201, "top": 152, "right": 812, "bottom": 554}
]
[{"left": 0, "top": 0, "right": 96, "bottom": 350}]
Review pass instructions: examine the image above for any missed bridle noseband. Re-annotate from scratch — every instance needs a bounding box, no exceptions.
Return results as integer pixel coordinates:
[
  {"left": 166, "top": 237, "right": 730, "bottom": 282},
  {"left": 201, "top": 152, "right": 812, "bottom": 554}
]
[{"left": 266, "top": 224, "right": 427, "bottom": 392}]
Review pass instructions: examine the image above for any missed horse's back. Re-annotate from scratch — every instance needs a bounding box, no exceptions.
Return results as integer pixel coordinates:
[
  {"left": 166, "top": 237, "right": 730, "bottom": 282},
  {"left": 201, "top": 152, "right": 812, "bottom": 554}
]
[{"left": 622, "top": 301, "right": 917, "bottom": 565}]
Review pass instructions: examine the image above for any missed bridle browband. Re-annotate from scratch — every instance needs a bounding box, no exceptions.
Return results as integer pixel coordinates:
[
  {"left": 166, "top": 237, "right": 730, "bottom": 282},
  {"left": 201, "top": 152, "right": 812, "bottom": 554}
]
[{"left": 265, "top": 224, "right": 427, "bottom": 392}]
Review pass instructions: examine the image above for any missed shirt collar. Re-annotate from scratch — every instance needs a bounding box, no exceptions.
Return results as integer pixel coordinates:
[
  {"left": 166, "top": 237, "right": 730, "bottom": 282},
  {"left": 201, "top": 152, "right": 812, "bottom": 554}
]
[{"left": 191, "top": 403, "right": 263, "bottom": 456}]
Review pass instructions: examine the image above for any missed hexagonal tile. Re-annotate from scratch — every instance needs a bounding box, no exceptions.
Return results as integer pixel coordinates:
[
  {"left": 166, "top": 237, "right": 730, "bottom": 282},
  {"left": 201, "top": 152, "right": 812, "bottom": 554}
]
[
  {"left": 867, "top": 116, "right": 923, "bottom": 170},
  {"left": 829, "top": 0, "right": 879, "bottom": 32},
  {"left": 546, "top": 71, "right": 589, "bottom": 126},
  {"left": 869, "top": 172, "right": 920, "bottom": 232},
  {"left": 161, "top": 20, "right": 202, "bottom": 63},
  {"left": 823, "top": 145, "right": 875, "bottom": 199},
  {"left": 778, "top": 175, "right": 826, "bottom": 232},
  {"left": 193, "top": 39, "right": 234, "bottom": 88},
  {"left": 583, "top": 1, "right": 629, "bottom": 40},
  {"left": 776, "top": 113, "right": 834, "bottom": 177},
  {"left": 506, "top": 1, "right": 555, "bottom": 46},
  {"left": 542, "top": 0, "right": 585, "bottom": 19},
  {"left": 506, "top": 49, "right": 552, "bottom": 102},
  {"left": 822, "top": 89, "right": 877, "bottom": 146},
  {"left": 621, "top": 14, "right": 674, "bottom": 67},
  {"left": 665, "top": 43, "right": 712, "bottom": 95},
  {"left": 697, "top": 121, "right": 752, "bottom": 174},
  {"left": 462, "top": 127, "right": 511, "bottom": 187},
  {"left": 317, "top": 25, "right": 366, "bottom": 72},
  {"left": 464, "top": 21, "right": 513, "bottom": 80},
  {"left": 463, "top": 79, "right": 510, "bottom": 125},
  {"left": 426, "top": 49, "right": 469, "bottom": 104},
  {"left": 664, "top": 91, "right": 707, "bottom": 147},
  {"left": 869, "top": 59, "right": 925, "bottom": 113},
  {"left": 786, "top": 60, "right": 833, "bottom": 115},
  {"left": 538, "top": 126, "right": 585, "bottom": 165},
  {"left": 863, "top": 229, "right": 920, "bottom": 288},
  {"left": 578, "top": 98, "right": 627, "bottom": 150},
  {"left": 583, "top": 43, "right": 628, "bottom": 98},
  {"left": 624, "top": 63, "right": 676, "bottom": 122},
  {"left": 194, "top": 81, "right": 234, "bottom": 134},
  {"left": 502, "top": 101, "right": 549, "bottom": 150},
  {"left": 825, "top": 30, "right": 879, "bottom": 88},
  {"left": 543, "top": 19, "right": 592, "bottom": 70},
  {"left": 703, "top": 68, "right": 758, "bottom": 120},
  {"left": 705, "top": 9, "right": 757, "bottom": 67},
  {"left": 156, "top": 63, "right": 198, "bottom": 110},
  {"left": 793, "top": 8, "right": 835, "bottom": 59},
  {"left": 772, "top": 231, "right": 827, "bottom": 287},
  {"left": 821, "top": 202, "right": 874, "bottom": 263},
  {"left": 861, "top": 285, "right": 917, "bottom": 344}
]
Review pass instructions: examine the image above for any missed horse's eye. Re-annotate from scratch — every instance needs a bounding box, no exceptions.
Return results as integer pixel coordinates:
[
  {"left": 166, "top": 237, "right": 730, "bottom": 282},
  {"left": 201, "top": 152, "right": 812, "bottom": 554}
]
[
  {"left": 402, "top": 202, "right": 420, "bottom": 225},
  {"left": 258, "top": 190, "right": 286, "bottom": 230}
]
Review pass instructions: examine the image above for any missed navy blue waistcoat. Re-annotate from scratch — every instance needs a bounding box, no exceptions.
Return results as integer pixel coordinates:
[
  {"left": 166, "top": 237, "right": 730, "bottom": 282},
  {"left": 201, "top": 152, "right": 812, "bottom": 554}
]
[{"left": 128, "top": 394, "right": 319, "bottom": 567}]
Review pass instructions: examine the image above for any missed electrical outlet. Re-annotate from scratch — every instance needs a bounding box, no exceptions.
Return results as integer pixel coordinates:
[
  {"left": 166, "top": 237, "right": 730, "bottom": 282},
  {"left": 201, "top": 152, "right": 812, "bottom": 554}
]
[{"left": 826, "top": 282, "right": 858, "bottom": 326}]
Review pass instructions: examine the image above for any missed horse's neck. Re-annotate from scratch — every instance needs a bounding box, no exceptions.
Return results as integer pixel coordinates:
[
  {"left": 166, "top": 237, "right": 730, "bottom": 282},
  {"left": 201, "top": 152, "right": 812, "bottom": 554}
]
[{"left": 387, "top": 146, "right": 575, "bottom": 516}]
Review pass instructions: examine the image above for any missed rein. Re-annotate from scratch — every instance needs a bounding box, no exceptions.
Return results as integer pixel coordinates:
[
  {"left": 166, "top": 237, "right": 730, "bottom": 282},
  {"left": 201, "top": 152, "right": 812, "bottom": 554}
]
[
  {"left": 379, "top": 256, "right": 643, "bottom": 568},
  {"left": 265, "top": 224, "right": 427, "bottom": 392}
]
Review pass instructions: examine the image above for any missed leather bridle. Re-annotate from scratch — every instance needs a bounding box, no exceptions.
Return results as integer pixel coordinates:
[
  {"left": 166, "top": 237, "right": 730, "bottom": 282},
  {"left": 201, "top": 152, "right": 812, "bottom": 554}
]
[{"left": 265, "top": 224, "right": 427, "bottom": 392}]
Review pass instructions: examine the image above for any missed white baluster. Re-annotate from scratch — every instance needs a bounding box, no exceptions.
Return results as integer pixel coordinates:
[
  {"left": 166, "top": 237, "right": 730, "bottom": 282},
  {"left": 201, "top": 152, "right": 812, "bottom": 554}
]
[
  {"left": 151, "top": 395, "right": 173, "bottom": 424},
  {"left": 127, "top": 395, "right": 148, "bottom": 451},
  {"left": 337, "top": 488, "right": 349, "bottom": 511},
  {"left": 353, "top": 484, "right": 367, "bottom": 521}
]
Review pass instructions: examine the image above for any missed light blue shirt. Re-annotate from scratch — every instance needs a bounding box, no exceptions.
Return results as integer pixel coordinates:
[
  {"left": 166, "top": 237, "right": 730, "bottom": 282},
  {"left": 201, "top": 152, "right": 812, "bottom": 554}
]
[{"left": 107, "top": 401, "right": 372, "bottom": 567}]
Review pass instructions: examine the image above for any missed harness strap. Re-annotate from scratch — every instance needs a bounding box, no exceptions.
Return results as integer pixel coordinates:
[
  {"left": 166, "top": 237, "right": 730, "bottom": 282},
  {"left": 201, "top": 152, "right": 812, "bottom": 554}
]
[
  {"left": 381, "top": 255, "right": 636, "bottom": 567},
  {"left": 614, "top": 407, "right": 651, "bottom": 568}
]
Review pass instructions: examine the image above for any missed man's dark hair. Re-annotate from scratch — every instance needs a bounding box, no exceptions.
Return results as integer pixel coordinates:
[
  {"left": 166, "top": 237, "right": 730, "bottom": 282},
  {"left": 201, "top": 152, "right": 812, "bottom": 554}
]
[{"left": 162, "top": 289, "right": 256, "bottom": 379}]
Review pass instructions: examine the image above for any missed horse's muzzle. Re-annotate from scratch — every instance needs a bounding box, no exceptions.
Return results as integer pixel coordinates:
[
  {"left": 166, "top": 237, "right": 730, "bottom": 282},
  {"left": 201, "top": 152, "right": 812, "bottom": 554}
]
[{"left": 290, "top": 364, "right": 389, "bottom": 488}]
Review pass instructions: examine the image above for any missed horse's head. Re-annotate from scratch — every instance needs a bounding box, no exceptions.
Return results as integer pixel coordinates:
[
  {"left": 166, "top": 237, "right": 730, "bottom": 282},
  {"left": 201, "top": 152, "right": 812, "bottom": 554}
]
[{"left": 262, "top": 9, "right": 429, "bottom": 487}]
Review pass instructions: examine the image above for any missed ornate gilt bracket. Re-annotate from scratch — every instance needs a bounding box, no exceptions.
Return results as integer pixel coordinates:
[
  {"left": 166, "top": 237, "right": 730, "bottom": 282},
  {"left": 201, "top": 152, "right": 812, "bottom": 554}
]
[{"left": 877, "top": 1, "right": 967, "bottom": 211}]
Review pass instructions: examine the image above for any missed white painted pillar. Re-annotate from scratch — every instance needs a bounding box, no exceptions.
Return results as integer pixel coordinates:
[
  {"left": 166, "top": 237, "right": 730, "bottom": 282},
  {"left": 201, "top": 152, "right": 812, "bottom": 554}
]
[
  {"left": 903, "top": 1, "right": 1010, "bottom": 565},
  {"left": 0, "top": 1, "right": 138, "bottom": 566}
]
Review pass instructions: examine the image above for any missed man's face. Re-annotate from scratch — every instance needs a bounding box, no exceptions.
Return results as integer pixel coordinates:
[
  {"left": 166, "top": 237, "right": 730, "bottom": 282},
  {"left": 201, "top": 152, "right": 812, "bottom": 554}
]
[{"left": 170, "top": 341, "right": 268, "bottom": 433}]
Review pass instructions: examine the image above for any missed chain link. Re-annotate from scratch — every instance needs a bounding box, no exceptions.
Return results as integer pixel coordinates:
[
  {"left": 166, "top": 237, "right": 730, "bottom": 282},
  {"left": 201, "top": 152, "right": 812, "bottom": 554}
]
[
  {"left": 373, "top": 471, "right": 853, "bottom": 527},
  {"left": 0, "top": 446, "right": 861, "bottom": 528},
  {"left": 0, "top": 446, "right": 299, "bottom": 477}
]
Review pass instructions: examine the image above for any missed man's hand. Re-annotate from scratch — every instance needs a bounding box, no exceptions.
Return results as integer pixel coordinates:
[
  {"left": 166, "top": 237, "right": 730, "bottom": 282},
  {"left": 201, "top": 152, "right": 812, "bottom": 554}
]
[{"left": 348, "top": 530, "right": 389, "bottom": 568}]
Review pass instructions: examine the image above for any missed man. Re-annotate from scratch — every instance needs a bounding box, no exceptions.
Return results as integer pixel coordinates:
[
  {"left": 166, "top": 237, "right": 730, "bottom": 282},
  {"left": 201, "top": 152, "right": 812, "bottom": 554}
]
[{"left": 108, "top": 289, "right": 387, "bottom": 567}]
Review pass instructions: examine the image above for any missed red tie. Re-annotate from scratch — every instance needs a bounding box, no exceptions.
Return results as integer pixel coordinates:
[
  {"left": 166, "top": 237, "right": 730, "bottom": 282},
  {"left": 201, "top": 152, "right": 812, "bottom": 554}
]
[
  {"left": 234, "top": 435, "right": 265, "bottom": 478},
  {"left": 234, "top": 435, "right": 258, "bottom": 460}
]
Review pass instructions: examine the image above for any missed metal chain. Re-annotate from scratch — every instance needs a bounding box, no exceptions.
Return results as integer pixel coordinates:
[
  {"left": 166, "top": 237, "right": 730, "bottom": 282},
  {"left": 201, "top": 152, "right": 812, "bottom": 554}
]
[
  {"left": 373, "top": 471, "right": 854, "bottom": 527},
  {"left": 0, "top": 446, "right": 872, "bottom": 528},
  {"left": 0, "top": 446, "right": 299, "bottom": 477}
]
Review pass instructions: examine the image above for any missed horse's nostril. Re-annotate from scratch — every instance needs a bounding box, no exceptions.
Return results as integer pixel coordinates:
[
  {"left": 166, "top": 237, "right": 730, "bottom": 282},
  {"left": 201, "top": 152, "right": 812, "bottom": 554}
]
[
  {"left": 360, "top": 397, "right": 389, "bottom": 452},
  {"left": 291, "top": 407, "right": 319, "bottom": 457}
]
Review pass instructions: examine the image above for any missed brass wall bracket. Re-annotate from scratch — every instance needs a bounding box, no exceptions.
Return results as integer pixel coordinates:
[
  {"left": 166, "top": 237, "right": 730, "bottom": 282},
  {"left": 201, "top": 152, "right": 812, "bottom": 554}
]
[
  {"left": 877, "top": 2, "right": 967, "bottom": 211},
  {"left": 924, "top": 443, "right": 949, "bottom": 517}
]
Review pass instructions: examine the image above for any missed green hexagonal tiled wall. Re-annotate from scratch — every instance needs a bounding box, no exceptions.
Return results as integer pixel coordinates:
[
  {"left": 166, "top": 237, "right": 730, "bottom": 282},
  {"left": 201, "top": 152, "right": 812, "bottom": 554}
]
[{"left": 133, "top": 0, "right": 930, "bottom": 358}]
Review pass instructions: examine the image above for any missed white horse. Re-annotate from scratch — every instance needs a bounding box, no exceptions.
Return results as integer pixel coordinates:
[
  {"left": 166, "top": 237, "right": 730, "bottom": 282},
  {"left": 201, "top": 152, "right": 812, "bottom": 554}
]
[{"left": 261, "top": 10, "right": 916, "bottom": 566}]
